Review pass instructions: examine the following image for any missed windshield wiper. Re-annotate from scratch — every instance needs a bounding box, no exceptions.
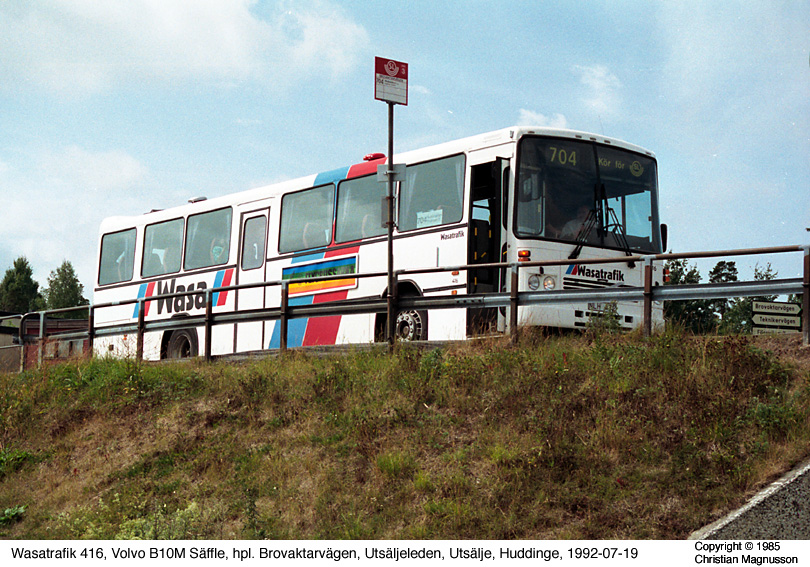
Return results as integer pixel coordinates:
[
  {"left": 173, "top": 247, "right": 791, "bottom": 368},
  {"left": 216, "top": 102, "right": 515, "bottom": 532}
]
[
  {"left": 603, "top": 205, "right": 636, "bottom": 266},
  {"left": 568, "top": 208, "right": 599, "bottom": 260},
  {"left": 568, "top": 203, "right": 635, "bottom": 267}
]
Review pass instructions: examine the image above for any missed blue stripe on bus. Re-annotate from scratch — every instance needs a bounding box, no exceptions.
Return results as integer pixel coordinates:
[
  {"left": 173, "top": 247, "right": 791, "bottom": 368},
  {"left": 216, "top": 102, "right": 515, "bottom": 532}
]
[
  {"left": 132, "top": 283, "right": 149, "bottom": 318},
  {"left": 211, "top": 269, "right": 225, "bottom": 305},
  {"left": 268, "top": 295, "right": 314, "bottom": 349},
  {"left": 267, "top": 251, "right": 327, "bottom": 349},
  {"left": 314, "top": 166, "right": 350, "bottom": 186}
]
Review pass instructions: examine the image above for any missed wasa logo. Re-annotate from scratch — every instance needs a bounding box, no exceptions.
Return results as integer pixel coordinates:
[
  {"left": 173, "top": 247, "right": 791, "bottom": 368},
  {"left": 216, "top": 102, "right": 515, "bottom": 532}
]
[
  {"left": 133, "top": 268, "right": 234, "bottom": 318},
  {"left": 283, "top": 256, "right": 357, "bottom": 297},
  {"left": 566, "top": 264, "right": 625, "bottom": 282}
]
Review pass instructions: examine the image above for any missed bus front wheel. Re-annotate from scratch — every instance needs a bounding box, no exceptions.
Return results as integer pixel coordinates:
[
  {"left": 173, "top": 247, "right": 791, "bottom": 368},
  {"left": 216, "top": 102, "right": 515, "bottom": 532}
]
[
  {"left": 165, "top": 329, "right": 198, "bottom": 359},
  {"left": 395, "top": 309, "right": 427, "bottom": 341}
]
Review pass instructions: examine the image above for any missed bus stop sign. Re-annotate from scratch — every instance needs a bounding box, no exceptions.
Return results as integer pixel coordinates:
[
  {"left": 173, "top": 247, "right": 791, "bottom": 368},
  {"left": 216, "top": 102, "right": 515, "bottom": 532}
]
[{"left": 375, "top": 57, "right": 408, "bottom": 105}]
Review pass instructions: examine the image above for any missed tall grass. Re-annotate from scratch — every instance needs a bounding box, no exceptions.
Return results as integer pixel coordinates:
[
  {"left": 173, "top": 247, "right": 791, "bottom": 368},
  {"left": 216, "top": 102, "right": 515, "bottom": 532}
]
[{"left": 0, "top": 329, "right": 808, "bottom": 539}]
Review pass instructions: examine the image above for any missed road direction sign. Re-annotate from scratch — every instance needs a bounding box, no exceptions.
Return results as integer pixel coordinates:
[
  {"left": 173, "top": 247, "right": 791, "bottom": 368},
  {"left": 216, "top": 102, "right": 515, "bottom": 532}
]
[
  {"left": 752, "top": 300, "right": 802, "bottom": 334},
  {"left": 375, "top": 57, "right": 408, "bottom": 105},
  {"left": 753, "top": 327, "right": 799, "bottom": 336},
  {"left": 752, "top": 313, "right": 801, "bottom": 328},
  {"left": 753, "top": 301, "right": 801, "bottom": 315}
]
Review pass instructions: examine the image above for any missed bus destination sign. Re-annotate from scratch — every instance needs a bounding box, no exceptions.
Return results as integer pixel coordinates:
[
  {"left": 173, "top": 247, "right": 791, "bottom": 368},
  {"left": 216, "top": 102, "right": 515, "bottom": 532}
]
[{"left": 375, "top": 57, "right": 408, "bottom": 105}]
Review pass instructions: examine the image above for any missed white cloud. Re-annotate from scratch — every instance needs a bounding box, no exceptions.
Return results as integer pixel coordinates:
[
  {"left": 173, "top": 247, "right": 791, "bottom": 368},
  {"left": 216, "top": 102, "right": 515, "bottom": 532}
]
[
  {"left": 572, "top": 64, "right": 622, "bottom": 119},
  {"left": 40, "top": 146, "right": 148, "bottom": 192},
  {"left": 0, "top": 146, "right": 151, "bottom": 289},
  {"left": 517, "top": 109, "right": 568, "bottom": 129},
  {"left": 0, "top": 0, "right": 369, "bottom": 95},
  {"left": 274, "top": 6, "right": 368, "bottom": 83},
  {"left": 654, "top": 3, "right": 809, "bottom": 137}
]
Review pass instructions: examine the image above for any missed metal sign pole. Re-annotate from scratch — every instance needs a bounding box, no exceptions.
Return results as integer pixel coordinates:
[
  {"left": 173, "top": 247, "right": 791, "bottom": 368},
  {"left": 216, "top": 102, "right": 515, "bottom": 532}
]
[
  {"left": 802, "top": 246, "right": 810, "bottom": 347},
  {"left": 386, "top": 102, "right": 396, "bottom": 350},
  {"left": 374, "top": 56, "right": 408, "bottom": 349}
]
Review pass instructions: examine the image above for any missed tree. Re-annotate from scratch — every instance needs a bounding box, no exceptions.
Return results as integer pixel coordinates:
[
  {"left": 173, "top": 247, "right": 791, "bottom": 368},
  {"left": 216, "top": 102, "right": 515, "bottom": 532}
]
[
  {"left": 664, "top": 258, "right": 716, "bottom": 333},
  {"left": 720, "top": 263, "right": 778, "bottom": 334},
  {"left": 708, "top": 260, "right": 738, "bottom": 319},
  {"left": 0, "top": 257, "right": 44, "bottom": 313},
  {"left": 44, "top": 260, "right": 88, "bottom": 316}
]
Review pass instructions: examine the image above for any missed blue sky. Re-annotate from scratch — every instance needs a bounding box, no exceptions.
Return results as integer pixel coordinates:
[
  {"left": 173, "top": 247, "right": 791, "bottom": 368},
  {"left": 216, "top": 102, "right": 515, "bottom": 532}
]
[{"left": 1, "top": 0, "right": 808, "bottom": 296}]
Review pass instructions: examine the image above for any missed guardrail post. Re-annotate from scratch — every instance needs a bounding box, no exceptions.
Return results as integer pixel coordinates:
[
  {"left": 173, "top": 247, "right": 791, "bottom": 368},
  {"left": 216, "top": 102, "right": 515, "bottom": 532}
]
[
  {"left": 19, "top": 324, "right": 25, "bottom": 372},
  {"left": 205, "top": 289, "right": 213, "bottom": 362},
  {"left": 87, "top": 305, "right": 95, "bottom": 359},
  {"left": 643, "top": 257, "right": 654, "bottom": 338},
  {"left": 509, "top": 263, "right": 519, "bottom": 341},
  {"left": 38, "top": 311, "right": 46, "bottom": 368},
  {"left": 803, "top": 246, "right": 809, "bottom": 347},
  {"left": 387, "top": 272, "right": 399, "bottom": 353},
  {"left": 280, "top": 281, "right": 289, "bottom": 354},
  {"left": 19, "top": 314, "right": 27, "bottom": 373},
  {"left": 136, "top": 299, "right": 145, "bottom": 362}
]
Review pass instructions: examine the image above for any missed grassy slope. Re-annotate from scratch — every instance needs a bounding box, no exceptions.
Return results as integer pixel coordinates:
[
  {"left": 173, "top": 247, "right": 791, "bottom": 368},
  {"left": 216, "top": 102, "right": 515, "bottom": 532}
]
[{"left": 1, "top": 329, "right": 809, "bottom": 539}]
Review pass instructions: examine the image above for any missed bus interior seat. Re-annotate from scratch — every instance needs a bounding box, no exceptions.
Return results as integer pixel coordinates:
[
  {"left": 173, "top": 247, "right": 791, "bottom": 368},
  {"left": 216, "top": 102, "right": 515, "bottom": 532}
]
[
  {"left": 302, "top": 222, "right": 329, "bottom": 249},
  {"left": 144, "top": 251, "right": 163, "bottom": 276}
]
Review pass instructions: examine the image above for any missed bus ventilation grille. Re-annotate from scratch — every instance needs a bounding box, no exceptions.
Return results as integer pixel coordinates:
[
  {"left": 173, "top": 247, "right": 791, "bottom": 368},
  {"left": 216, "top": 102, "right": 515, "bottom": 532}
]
[{"left": 563, "top": 277, "right": 631, "bottom": 290}]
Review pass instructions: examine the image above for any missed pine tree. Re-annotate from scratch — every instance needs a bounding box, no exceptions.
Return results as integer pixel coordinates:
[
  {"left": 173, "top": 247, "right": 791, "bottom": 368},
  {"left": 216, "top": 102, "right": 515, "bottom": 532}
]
[
  {"left": 720, "top": 263, "right": 778, "bottom": 334},
  {"left": 0, "top": 257, "right": 44, "bottom": 313},
  {"left": 44, "top": 260, "right": 88, "bottom": 316},
  {"left": 708, "top": 260, "right": 739, "bottom": 319},
  {"left": 663, "top": 258, "right": 716, "bottom": 333}
]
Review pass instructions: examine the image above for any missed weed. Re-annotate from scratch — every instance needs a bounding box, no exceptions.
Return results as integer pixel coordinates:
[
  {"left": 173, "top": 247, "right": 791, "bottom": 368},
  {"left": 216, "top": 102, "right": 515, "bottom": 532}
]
[
  {"left": 413, "top": 470, "right": 435, "bottom": 493},
  {"left": 0, "top": 505, "right": 26, "bottom": 525},
  {"left": 241, "top": 487, "right": 266, "bottom": 539},
  {"left": 0, "top": 448, "right": 40, "bottom": 479},
  {"left": 586, "top": 301, "right": 623, "bottom": 335},
  {"left": 376, "top": 451, "right": 416, "bottom": 480}
]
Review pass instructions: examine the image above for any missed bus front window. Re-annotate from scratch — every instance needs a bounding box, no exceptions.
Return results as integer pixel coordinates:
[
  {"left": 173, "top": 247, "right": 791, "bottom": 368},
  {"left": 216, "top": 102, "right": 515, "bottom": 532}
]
[{"left": 515, "top": 137, "right": 660, "bottom": 253}]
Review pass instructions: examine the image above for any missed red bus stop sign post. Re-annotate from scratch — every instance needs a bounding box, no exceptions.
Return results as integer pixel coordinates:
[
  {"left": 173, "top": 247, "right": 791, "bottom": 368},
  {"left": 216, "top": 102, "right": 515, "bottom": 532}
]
[
  {"left": 375, "top": 57, "right": 408, "bottom": 349},
  {"left": 375, "top": 57, "right": 408, "bottom": 106}
]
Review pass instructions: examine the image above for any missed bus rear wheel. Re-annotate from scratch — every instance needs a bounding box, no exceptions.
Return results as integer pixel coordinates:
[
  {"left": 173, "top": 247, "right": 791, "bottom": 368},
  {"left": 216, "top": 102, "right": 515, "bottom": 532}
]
[{"left": 165, "top": 329, "right": 198, "bottom": 359}]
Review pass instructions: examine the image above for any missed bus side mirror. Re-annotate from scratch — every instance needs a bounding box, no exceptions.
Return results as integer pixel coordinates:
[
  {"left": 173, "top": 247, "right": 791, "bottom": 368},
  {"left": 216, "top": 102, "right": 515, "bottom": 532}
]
[{"left": 660, "top": 223, "right": 668, "bottom": 252}]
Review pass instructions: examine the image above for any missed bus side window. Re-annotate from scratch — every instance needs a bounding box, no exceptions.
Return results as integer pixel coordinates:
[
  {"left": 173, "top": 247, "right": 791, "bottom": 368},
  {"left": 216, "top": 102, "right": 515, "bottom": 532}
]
[
  {"left": 279, "top": 184, "right": 335, "bottom": 253},
  {"left": 335, "top": 174, "right": 385, "bottom": 243},
  {"left": 399, "top": 154, "right": 465, "bottom": 232},
  {"left": 99, "top": 228, "right": 136, "bottom": 285},
  {"left": 184, "top": 208, "right": 233, "bottom": 271},
  {"left": 142, "top": 218, "right": 183, "bottom": 278},
  {"left": 241, "top": 215, "right": 267, "bottom": 270}
]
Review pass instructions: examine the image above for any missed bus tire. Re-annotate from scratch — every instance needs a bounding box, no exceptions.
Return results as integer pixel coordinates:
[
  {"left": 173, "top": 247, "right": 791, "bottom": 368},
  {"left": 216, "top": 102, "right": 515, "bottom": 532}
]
[
  {"left": 374, "top": 305, "right": 429, "bottom": 343},
  {"left": 395, "top": 308, "right": 427, "bottom": 341},
  {"left": 165, "top": 329, "right": 198, "bottom": 359}
]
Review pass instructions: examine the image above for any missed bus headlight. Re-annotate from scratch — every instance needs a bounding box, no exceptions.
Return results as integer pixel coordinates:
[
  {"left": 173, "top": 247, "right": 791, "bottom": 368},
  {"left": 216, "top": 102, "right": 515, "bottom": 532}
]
[{"left": 528, "top": 274, "right": 556, "bottom": 291}]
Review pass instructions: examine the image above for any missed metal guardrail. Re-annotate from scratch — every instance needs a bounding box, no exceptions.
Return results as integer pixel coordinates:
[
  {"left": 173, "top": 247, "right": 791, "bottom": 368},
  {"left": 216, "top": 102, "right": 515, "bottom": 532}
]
[{"left": 1, "top": 244, "right": 807, "bottom": 371}]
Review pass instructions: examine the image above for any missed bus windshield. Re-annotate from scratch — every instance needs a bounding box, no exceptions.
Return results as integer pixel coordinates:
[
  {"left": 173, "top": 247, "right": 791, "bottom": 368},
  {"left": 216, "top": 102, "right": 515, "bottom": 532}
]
[{"left": 515, "top": 136, "right": 660, "bottom": 253}]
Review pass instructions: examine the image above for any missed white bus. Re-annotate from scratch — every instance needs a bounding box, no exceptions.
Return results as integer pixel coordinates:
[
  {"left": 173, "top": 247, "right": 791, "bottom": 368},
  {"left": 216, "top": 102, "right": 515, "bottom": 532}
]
[{"left": 93, "top": 126, "right": 665, "bottom": 359}]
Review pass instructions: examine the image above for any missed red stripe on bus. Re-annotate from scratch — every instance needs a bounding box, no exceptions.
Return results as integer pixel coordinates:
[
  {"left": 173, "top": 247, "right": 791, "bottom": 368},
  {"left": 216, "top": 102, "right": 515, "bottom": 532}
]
[
  {"left": 216, "top": 268, "right": 234, "bottom": 307},
  {"left": 144, "top": 281, "right": 156, "bottom": 317},
  {"left": 347, "top": 157, "right": 385, "bottom": 179},
  {"left": 302, "top": 247, "right": 360, "bottom": 346}
]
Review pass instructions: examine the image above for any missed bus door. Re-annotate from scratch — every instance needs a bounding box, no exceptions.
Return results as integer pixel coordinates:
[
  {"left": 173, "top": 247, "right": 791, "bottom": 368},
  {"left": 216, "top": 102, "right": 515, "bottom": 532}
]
[
  {"left": 235, "top": 208, "right": 269, "bottom": 353},
  {"left": 467, "top": 157, "right": 507, "bottom": 335}
]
